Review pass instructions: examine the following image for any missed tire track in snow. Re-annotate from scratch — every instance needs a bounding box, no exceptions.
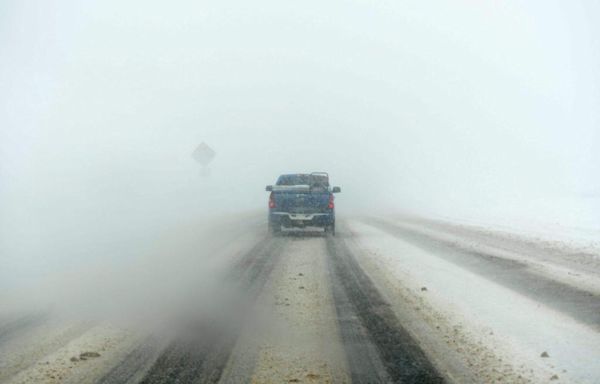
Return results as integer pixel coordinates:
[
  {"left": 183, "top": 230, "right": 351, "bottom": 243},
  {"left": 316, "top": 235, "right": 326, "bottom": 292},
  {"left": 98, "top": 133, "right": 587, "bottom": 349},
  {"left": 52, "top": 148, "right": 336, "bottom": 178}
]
[
  {"left": 326, "top": 232, "right": 444, "bottom": 384},
  {"left": 365, "top": 218, "right": 600, "bottom": 330},
  {"left": 126, "top": 236, "right": 284, "bottom": 384}
]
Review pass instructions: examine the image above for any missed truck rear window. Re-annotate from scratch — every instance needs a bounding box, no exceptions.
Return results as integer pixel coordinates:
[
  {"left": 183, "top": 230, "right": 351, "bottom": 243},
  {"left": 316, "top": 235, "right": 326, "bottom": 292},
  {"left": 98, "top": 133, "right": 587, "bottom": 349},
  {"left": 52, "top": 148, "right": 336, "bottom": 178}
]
[{"left": 276, "top": 174, "right": 329, "bottom": 187}]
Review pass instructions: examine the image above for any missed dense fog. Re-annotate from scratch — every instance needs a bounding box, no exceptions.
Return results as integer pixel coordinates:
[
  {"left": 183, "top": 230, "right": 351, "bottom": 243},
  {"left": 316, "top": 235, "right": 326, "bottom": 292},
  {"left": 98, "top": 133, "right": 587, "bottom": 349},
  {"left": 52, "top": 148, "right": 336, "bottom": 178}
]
[{"left": 1, "top": 1, "right": 599, "bottom": 313}]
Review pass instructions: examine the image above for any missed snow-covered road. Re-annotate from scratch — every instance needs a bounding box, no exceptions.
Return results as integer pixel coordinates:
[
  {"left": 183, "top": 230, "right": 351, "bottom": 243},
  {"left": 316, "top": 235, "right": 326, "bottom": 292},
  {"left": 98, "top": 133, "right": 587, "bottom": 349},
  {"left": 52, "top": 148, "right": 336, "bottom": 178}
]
[
  {"left": 1, "top": 215, "right": 599, "bottom": 384},
  {"left": 347, "top": 218, "right": 600, "bottom": 383}
]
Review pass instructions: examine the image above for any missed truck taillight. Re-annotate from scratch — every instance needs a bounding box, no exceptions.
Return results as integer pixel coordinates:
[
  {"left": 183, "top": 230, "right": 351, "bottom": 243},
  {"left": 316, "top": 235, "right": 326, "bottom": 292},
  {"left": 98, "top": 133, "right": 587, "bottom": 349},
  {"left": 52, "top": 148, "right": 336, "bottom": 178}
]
[
  {"left": 268, "top": 192, "right": 276, "bottom": 208},
  {"left": 328, "top": 194, "right": 334, "bottom": 209}
]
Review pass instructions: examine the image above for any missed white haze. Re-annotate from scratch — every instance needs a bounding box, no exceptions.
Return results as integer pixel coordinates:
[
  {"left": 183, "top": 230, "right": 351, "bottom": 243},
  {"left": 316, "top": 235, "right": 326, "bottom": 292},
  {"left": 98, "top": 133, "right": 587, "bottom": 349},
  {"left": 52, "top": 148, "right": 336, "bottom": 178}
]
[{"left": 1, "top": 1, "right": 599, "bottom": 313}]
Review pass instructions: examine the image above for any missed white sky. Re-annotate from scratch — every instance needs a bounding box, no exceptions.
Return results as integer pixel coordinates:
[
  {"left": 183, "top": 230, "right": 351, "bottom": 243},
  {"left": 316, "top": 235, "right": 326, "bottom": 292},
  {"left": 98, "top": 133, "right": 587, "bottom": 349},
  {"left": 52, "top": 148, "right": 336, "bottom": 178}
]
[{"left": 1, "top": 1, "right": 599, "bottom": 286}]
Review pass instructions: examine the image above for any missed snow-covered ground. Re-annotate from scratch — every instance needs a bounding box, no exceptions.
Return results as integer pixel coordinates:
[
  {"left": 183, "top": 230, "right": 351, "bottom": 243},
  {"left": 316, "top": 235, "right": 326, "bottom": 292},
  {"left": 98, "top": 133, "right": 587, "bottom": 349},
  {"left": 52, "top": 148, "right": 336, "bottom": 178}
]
[
  {"left": 376, "top": 214, "right": 600, "bottom": 295},
  {"left": 348, "top": 217, "right": 600, "bottom": 383}
]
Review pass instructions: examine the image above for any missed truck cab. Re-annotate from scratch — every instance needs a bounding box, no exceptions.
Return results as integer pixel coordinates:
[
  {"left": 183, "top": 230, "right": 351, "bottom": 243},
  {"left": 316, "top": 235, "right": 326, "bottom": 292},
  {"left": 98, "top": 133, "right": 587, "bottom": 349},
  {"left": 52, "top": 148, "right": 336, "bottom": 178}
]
[{"left": 265, "top": 172, "right": 341, "bottom": 235}]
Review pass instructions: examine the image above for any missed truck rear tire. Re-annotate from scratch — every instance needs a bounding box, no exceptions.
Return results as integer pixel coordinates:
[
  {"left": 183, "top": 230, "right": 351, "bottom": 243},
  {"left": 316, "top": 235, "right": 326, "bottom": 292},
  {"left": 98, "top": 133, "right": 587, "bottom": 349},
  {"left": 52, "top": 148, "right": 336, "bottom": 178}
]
[
  {"left": 269, "top": 223, "right": 282, "bottom": 236},
  {"left": 325, "top": 222, "right": 335, "bottom": 236}
]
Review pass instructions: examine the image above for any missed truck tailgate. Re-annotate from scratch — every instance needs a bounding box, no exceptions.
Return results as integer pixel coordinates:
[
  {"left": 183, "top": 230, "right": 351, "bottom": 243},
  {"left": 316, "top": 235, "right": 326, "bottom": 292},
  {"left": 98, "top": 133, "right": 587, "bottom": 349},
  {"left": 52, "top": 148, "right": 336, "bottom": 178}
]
[{"left": 273, "top": 191, "right": 330, "bottom": 213}]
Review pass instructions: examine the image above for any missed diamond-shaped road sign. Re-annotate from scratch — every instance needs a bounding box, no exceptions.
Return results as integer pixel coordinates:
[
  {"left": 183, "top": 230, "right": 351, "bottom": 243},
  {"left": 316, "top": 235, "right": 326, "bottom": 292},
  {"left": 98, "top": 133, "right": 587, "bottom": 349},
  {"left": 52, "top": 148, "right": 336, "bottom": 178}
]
[{"left": 192, "top": 142, "right": 216, "bottom": 166}]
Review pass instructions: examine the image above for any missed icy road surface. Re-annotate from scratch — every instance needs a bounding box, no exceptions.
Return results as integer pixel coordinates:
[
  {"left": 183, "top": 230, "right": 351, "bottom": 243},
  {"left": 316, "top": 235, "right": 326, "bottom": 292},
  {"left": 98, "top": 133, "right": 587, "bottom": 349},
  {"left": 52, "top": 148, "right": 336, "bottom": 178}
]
[{"left": 1, "top": 216, "right": 599, "bottom": 384}]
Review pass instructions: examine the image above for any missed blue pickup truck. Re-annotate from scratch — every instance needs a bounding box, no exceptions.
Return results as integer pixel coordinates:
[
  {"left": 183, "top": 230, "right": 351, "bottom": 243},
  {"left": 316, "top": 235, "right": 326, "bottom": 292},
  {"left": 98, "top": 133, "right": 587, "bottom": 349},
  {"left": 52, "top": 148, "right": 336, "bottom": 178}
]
[{"left": 265, "top": 172, "right": 341, "bottom": 236}]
